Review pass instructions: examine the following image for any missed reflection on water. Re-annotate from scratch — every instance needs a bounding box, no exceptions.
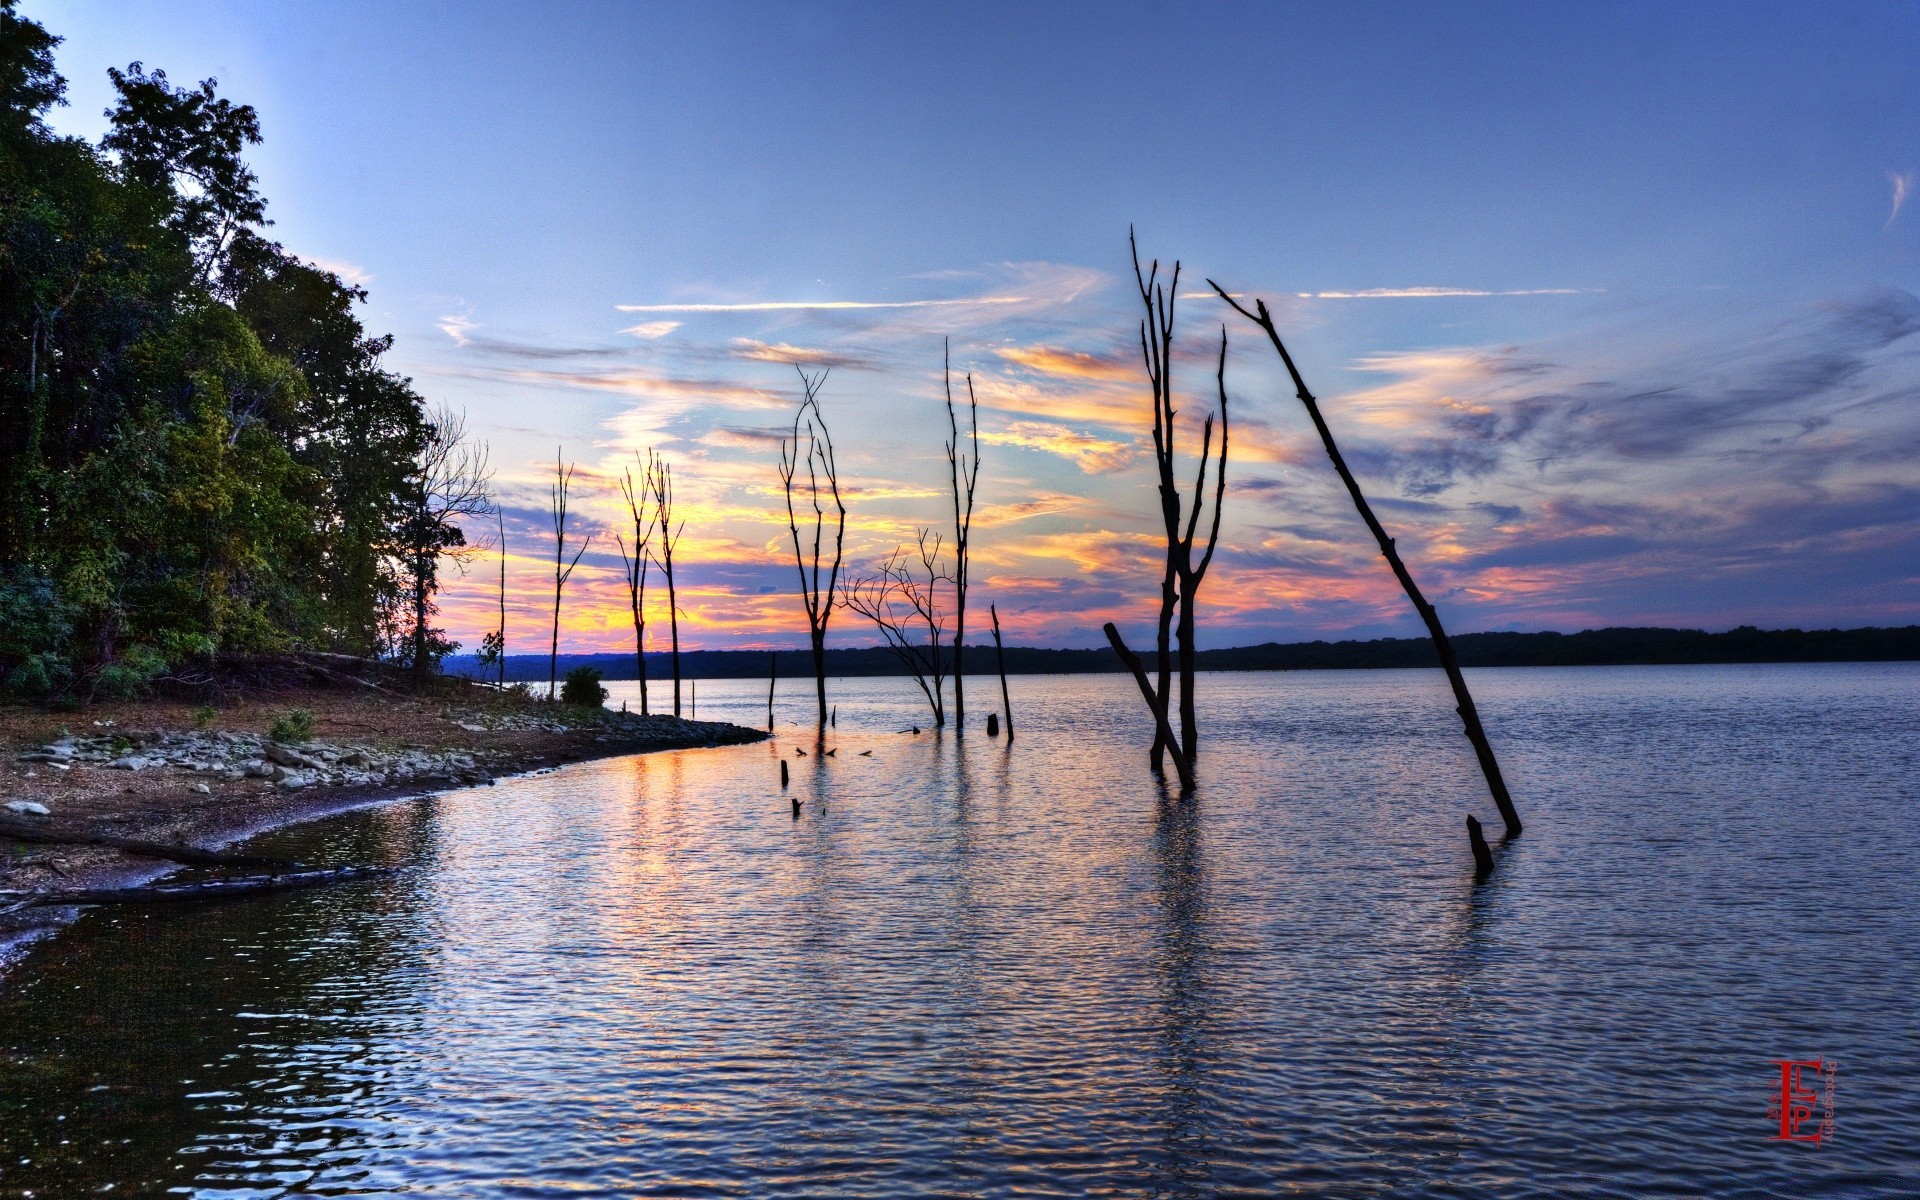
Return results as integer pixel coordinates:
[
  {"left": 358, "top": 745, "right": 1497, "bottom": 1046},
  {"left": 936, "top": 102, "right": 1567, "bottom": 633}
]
[{"left": 2, "top": 664, "right": 1917, "bottom": 1197}]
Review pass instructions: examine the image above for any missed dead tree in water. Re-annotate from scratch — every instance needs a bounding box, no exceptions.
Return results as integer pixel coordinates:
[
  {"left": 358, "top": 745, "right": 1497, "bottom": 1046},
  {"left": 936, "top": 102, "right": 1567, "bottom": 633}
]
[
  {"left": 1131, "top": 232, "right": 1229, "bottom": 770},
  {"left": 547, "top": 450, "right": 592, "bottom": 700},
  {"left": 1210, "top": 280, "right": 1522, "bottom": 839},
  {"left": 615, "top": 455, "right": 656, "bottom": 714},
  {"left": 1103, "top": 622, "right": 1195, "bottom": 790},
  {"left": 843, "top": 531, "right": 951, "bottom": 727},
  {"left": 766, "top": 650, "right": 777, "bottom": 731},
  {"left": 990, "top": 603, "right": 1013, "bottom": 742},
  {"left": 649, "top": 450, "right": 686, "bottom": 716},
  {"left": 778, "top": 368, "right": 846, "bottom": 731},
  {"left": 944, "top": 341, "right": 981, "bottom": 730}
]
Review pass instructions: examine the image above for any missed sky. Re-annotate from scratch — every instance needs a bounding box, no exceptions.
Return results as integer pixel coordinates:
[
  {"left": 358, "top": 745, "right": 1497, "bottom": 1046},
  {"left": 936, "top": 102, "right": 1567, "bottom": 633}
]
[{"left": 27, "top": 1, "right": 1920, "bottom": 652}]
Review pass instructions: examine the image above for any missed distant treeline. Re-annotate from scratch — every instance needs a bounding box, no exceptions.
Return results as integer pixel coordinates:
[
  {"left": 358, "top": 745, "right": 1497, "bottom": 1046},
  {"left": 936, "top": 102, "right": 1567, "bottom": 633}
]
[{"left": 446, "top": 624, "right": 1920, "bottom": 682}]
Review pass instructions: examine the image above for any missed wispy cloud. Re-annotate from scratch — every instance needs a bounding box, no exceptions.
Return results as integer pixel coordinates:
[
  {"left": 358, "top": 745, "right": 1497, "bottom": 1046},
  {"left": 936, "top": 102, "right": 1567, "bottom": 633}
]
[
  {"left": 437, "top": 313, "right": 477, "bottom": 346},
  {"left": 730, "top": 339, "right": 873, "bottom": 368},
  {"left": 1888, "top": 169, "right": 1914, "bottom": 227},
  {"left": 621, "top": 320, "right": 680, "bottom": 339},
  {"left": 995, "top": 344, "right": 1135, "bottom": 382},
  {"left": 308, "top": 255, "right": 373, "bottom": 286},
  {"left": 1297, "top": 287, "right": 1597, "bottom": 299},
  {"left": 616, "top": 295, "right": 1029, "bottom": 313},
  {"left": 977, "top": 420, "right": 1138, "bottom": 472}
]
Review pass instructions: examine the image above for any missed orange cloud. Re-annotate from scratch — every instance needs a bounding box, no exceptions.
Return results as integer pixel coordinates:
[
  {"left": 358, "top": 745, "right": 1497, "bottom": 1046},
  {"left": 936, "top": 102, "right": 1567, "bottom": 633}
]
[{"left": 996, "top": 344, "right": 1136, "bottom": 382}]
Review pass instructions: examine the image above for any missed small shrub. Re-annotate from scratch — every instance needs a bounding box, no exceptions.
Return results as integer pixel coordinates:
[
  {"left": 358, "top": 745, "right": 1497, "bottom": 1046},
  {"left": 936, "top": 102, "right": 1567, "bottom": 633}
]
[
  {"left": 560, "top": 666, "right": 607, "bottom": 708},
  {"left": 269, "top": 708, "right": 314, "bottom": 743},
  {"left": 193, "top": 705, "right": 218, "bottom": 728},
  {"left": 4, "top": 652, "right": 71, "bottom": 699},
  {"left": 89, "top": 647, "right": 167, "bottom": 702},
  {"left": 0, "top": 567, "right": 75, "bottom": 697}
]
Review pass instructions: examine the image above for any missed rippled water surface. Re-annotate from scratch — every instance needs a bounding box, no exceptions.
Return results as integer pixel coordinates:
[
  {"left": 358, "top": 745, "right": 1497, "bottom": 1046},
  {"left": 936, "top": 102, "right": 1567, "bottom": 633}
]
[{"left": 2, "top": 664, "right": 1917, "bottom": 1197}]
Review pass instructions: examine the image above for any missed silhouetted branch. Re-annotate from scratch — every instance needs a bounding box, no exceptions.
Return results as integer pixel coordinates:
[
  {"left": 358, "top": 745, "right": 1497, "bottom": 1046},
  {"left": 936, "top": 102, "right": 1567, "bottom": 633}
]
[
  {"left": 1208, "top": 277, "right": 1521, "bottom": 838},
  {"left": 1103, "top": 622, "right": 1195, "bottom": 791}
]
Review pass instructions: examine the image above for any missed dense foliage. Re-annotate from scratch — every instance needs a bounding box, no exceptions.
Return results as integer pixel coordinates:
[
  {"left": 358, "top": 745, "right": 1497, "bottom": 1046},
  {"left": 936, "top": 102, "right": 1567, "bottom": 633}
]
[{"left": 0, "top": 3, "right": 455, "bottom": 698}]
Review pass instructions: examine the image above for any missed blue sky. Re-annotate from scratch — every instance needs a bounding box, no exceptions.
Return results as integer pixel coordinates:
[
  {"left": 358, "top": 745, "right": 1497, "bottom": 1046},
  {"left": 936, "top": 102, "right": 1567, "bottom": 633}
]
[{"left": 31, "top": 1, "right": 1920, "bottom": 649}]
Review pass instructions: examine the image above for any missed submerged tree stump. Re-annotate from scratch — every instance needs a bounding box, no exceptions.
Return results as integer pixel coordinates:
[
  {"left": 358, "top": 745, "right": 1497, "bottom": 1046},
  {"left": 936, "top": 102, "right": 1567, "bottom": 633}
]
[{"left": 1467, "top": 815, "right": 1495, "bottom": 879}]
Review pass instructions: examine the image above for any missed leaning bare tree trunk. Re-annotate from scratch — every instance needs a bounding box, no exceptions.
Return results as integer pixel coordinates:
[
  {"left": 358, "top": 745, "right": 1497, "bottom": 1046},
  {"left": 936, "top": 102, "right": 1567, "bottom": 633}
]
[
  {"left": 1103, "top": 622, "right": 1194, "bottom": 791},
  {"left": 991, "top": 603, "right": 1013, "bottom": 743},
  {"left": 1211, "top": 281, "right": 1521, "bottom": 838}
]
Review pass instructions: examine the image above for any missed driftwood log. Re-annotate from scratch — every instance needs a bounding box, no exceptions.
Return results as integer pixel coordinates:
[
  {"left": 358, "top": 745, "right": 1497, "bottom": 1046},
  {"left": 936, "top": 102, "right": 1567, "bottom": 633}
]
[
  {"left": 1102, "top": 622, "right": 1196, "bottom": 791},
  {"left": 0, "top": 818, "right": 303, "bottom": 871},
  {"left": 3, "top": 864, "right": 390, "bottom": 910},
  {"left": 1211, "top": 281, "right": 1522, "bottom": 839}
]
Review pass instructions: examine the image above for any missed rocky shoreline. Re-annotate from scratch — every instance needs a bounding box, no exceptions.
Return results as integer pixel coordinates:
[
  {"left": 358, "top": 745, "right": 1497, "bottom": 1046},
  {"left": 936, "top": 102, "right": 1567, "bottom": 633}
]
[{"left": 0, "top": 690, "right": 765, "bottom": 969}]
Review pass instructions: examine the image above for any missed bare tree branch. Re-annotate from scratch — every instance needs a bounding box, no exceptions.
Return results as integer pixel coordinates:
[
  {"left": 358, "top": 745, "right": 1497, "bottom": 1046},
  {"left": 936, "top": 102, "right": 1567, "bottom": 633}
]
[
  {"left": 778, "top": 367, "right": 844, "bottom": 730},
  {"left": 548, "top": 449, "right": 592, "bottom": 700},
  {"left": 1207, "top": 276, "right": 1519, "bottom": 838}
]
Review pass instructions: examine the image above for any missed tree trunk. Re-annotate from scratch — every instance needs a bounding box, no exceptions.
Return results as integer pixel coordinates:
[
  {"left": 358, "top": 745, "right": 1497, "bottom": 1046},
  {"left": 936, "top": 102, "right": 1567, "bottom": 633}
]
[
  {"left": 991, "top": 604, "right": 1013, "bottom": 742},
  {"left": 411, "top": 549, "right": 432, "bottom": 689},
  {"left": 1104, "top": 622, "right": 1194, "bottom": 791},
  {"left": 1214, "top": 286, "right": 1521, "bottom": 837},
  {"left": 953, "top": 610, "right": 965, "bottom": 730},
  {"left": 668, "top": 572, "right": 682, "bottom": 716},
  {"left": 549, "top": 577, "right": 562, "bottom": 700},
  {"left": 811, "top": 630, "right": 828, "bottom": 729},
  {"left": 1177, "top": 585, "right": 1198, "bottom": 765},
  {"left": 1151, "top": 562, "right": 1177, "bottom": 771}
]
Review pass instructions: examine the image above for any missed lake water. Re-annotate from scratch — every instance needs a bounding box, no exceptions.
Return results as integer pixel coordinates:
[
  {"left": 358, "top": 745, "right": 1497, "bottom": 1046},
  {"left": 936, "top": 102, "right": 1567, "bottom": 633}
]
[{"left": 1, "top": 664, "right": 1916, "bottom": 1197}]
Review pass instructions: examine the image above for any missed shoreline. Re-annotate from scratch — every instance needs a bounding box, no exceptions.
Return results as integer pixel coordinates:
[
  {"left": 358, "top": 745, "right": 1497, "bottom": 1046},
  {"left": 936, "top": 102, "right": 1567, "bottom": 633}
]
[{"left": 0, "top": 686, "right": 765, "bottom": 973}]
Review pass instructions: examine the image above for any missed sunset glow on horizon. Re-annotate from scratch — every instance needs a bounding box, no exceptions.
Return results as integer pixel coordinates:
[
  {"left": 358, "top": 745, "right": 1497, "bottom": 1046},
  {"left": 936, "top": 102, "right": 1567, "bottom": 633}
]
[{"left": 33, "top": 0, "right": 1920, "bottom": 654}]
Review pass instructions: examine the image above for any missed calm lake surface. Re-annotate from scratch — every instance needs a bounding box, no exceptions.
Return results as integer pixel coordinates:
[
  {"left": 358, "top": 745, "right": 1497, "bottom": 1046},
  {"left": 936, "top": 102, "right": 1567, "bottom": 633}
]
[{"left": 2, "top": 664, "right": 1916, "bottom": 1197}]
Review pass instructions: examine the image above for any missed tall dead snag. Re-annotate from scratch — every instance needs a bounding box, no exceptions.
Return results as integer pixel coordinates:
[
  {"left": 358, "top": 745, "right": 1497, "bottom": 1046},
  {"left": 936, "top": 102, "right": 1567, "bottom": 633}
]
[
  {"left": 493, "top": 509, "right": 507, "bottom": 687},
  {"left": 944, "top": 340, "right": 980, "bottom": 730},
  {"left": 547, "top": 450, "right": 592, "bottom": 700},
  {"left": 990, "top": 602, "right": 1013, "bottom": 742},
  {"left": 778, "top": 367, "right": 845, "bottom": 731},
  {"left": 1210, "top": 280, "right": 1522, "bottom": 839},
  {"left": 767, "top": 650, "right": 777, "bottom": 732},
  {"left": 1131, "top": 232, "right": 1229, "bottom": 769},
  {"left": 648, "top": 450, "right": 686, "bottom": 716},
  {"left": 843, "top": 531, "right": 951, "bottom": 727},
  {"left": 615, "top": 454, "right": 656, "bottom": 715}
]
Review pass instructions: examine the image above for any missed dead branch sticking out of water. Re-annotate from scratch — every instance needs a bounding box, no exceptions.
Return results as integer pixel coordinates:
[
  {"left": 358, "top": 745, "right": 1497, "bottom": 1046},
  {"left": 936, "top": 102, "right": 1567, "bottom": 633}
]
[
  {"left": 1210, "top": 280, "right": 1522, "bottom": 840},
  {"left": 1467, "top": 815, "right": 1495, "bottom": 880},
  {"left": 1103, "top": 622, "right": 1196, "bottom": 791},
  {"left": 842, "top": 531, "right": 952, "bottom": 727},
  {"left": 991, "top": 603, "right": 1014, "bottom": 742}
]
